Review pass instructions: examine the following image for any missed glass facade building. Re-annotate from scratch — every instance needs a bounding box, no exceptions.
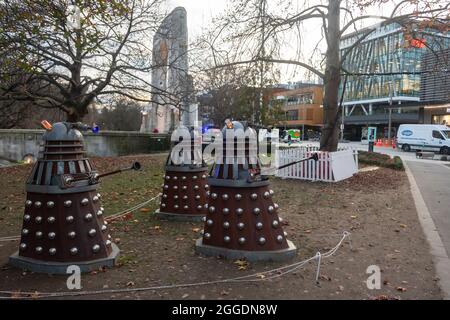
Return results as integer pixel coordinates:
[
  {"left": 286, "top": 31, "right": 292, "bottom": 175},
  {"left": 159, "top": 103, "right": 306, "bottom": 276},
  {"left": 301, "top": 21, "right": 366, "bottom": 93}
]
[
  {"left": 339, "top": 22, "right": 449, "bottom": 139},
  {"left": 341, "top": 22, "right": 449, "bottom": 105}
]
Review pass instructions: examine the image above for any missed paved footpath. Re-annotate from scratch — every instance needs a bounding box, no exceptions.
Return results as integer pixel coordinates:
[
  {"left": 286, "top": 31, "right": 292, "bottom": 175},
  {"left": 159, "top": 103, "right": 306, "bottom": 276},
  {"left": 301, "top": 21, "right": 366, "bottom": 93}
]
[{"left": 406, "top": 161, "right": 450, "bottom": 258}]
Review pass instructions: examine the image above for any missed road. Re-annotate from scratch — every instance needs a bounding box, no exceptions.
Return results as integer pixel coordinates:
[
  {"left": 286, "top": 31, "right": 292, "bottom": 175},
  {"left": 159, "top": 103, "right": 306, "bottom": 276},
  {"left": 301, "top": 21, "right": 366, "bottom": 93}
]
[{"left": 406, "top": 161, "right": 450, "bottom": 258}]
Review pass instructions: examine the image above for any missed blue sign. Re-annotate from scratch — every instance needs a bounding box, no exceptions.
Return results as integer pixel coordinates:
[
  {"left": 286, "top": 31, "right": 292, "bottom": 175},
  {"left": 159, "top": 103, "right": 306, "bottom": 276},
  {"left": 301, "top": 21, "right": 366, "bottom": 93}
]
[{"left": 401, "top": 130, "right": 413, "bottom": 136}]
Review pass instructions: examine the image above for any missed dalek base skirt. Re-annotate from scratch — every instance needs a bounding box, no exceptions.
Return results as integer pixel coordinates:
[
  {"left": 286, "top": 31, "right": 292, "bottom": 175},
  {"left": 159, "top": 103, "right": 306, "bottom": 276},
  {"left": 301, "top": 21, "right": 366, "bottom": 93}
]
[
  {"left": 195, "top": 239, "right": 296, "bottom": 262},
  {"left": 9, "top": 188, "right": 120, "bottom": 275},
  {"left": 9, "top": 244, "right": 119, "bottom": 275},
  {"left": 155, "top": 166, "right": 209, "bottom": 222},
  {"left": 195, "top": 182, "right": 297, "bottom": 262}
]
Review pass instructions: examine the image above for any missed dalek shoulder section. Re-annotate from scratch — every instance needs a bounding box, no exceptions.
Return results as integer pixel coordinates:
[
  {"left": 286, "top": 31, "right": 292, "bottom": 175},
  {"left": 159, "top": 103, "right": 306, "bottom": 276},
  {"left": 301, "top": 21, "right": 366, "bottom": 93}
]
[
  {"left": 209, "top": 120, "right": 266, "bottom": 186},
  {"left": 26, "top": 121, "right": 97, "bottom": 192}
]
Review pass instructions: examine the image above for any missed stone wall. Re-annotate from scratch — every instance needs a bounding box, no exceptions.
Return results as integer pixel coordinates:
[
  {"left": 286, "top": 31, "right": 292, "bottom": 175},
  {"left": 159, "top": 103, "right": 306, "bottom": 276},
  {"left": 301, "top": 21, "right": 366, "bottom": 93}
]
[{"left": 0, "top": 129, "right": 170, "bottom": 162}]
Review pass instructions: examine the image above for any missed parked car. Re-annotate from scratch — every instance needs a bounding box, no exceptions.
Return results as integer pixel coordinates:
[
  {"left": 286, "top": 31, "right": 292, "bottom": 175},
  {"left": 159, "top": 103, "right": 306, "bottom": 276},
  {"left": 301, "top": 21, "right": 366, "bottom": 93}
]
[{"left": 397, "top": 124, "right": 450, "bottom": 154}]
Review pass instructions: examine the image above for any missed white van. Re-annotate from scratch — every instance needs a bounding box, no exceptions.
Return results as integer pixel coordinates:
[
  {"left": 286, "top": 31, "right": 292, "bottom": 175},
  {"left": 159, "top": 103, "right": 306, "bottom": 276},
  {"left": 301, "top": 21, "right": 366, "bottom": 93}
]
[{"left": 397, "top": 124, "right": 450, "bottom": 154}]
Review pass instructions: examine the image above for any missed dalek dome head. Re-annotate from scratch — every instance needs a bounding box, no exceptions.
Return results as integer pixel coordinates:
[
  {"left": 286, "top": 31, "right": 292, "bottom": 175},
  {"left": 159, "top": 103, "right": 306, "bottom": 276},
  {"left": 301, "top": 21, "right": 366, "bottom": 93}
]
[
  {"left": 221, "top": 120, "right": 256, "bottom": 137},
  {"left": 222, "top": 120, "right": 245, "bottom": 134},
  {"left": 42, "top": 122, "right": 84, "bottom": 142},
  {"left": 221, "top": 120, "right": 257, "bottom": 146}
]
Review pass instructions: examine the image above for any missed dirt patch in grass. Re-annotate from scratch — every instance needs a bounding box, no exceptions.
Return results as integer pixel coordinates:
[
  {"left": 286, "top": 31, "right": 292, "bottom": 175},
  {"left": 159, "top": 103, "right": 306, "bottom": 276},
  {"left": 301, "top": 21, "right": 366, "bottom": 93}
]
[{"left": 0, "top": 154, "right": 442, "bottom": 299}]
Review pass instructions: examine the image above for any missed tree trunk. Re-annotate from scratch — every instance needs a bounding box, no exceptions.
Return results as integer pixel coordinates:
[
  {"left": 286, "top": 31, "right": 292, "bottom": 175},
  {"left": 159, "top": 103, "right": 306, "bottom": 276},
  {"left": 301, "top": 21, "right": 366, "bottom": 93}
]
[
  {"left": 65, "top": 104, "right": 87, "bottom": 123},
  {"left": 66, "top": 111, "right": 80, "bottom": 123},
  {"left": 320, "top": 0, "right": 341, "bottom": 152}
]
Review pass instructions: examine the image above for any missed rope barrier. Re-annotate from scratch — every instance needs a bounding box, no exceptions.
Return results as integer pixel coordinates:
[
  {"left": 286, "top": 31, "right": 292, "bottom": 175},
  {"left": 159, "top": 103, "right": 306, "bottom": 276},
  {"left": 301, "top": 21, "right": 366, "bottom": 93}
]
[
  {"left": 0, "top": 194, "right": 161, "bottom": 243},
  {"left": 0, "top": 236, "right": 20, "bottom": 242},
  {"left": 0, "top": 231, "right": 350, "bottom": 299},
  {"left": 105, "top": 194, "right": 161, "bottom": 221}
]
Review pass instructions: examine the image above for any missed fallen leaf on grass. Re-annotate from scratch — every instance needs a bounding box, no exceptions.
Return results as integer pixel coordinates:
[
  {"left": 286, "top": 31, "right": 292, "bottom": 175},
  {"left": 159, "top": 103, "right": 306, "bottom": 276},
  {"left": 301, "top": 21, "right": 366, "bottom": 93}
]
[
  {"left": 126, "top": 281, "right": 135, "bottom": 287},
  {"left": 319, "top": 275, "right": 332, "bottom": 281},
  {"left": 153, "top": 226, "right": 161, "bottom": 230},
  {"left": 396, "top": 287, "right": 407, "bottom": 292},
  {"left": 175, "top": 237, "right": 184, "bottom": 241},
  {"left": 192, "top": 227, "right": 201, "bottom": 233},
  {"left": 140, "top": 208, "right": 151, "bottom": 212},
  {"left": 234, "top": 259, "right": 249, "bottom": 270},
  {"left": 118, "top": 213, "right": 133, "bottom": 221}
]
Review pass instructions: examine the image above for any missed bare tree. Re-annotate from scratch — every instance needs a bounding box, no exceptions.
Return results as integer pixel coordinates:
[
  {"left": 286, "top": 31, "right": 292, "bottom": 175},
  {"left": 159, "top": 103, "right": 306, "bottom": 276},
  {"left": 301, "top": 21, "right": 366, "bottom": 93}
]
[
  {"left": 96, "top": 98, "right": 143, "bottom": 131},
  {"left": 204, "top": 0, "right": 449, "bottom": 151},
  {"left": 195, "top": 59, "right": 285, "bottom": 128},
  {"left": 0, "top": 0, "right": 186, "bottom": 124}
]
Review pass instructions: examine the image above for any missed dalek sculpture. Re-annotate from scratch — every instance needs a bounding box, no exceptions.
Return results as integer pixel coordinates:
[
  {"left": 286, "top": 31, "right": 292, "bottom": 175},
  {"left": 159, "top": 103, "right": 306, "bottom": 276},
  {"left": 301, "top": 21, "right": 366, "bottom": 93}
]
[
  {"left": 195, "top": 120, "right": 297, "bottom": 261},
  {"left": 9, "top": 121, "right": 141, "bottom": 274},
  {"left": 156, "top": 126, "right": 209, "bottom": 222}
]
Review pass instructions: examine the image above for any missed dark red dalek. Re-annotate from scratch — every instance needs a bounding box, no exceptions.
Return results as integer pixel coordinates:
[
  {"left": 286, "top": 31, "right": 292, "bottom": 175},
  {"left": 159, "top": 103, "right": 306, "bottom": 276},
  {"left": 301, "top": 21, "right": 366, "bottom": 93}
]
[
  {"left": 9, "top": 121, "right": 141, "bottom": 274},
  {"left": 156, "top": 126, "right": 209, "bottom": 222},
  {"left": 195, "top": 120, "right": 297, "bottom": 261}
]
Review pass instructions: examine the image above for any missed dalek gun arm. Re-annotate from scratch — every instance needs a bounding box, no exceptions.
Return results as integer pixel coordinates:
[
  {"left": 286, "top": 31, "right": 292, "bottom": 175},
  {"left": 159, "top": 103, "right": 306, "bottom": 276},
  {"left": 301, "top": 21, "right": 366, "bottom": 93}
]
[
  {"left": 58, "top": 162, "right": 142, "bottom": 188},
  {"left": 276, "top": 153, "right": 319, "bottom": 170},
  {"left": 96, "top": 161, "right": 142, "bottom": 179}
]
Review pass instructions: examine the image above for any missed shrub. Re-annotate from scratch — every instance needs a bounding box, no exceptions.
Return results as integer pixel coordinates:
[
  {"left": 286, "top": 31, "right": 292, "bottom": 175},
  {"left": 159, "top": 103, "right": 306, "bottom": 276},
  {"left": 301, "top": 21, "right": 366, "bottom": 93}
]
[{"left": 358, "top": 151, "right": 404, "bottom": 171}]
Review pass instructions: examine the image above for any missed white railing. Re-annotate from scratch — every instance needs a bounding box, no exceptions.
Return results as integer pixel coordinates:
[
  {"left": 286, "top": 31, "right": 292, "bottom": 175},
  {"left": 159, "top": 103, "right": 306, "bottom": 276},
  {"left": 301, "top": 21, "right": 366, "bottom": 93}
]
[{"left": 276, "top": 146, "right": 359, "bottom": 182}]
